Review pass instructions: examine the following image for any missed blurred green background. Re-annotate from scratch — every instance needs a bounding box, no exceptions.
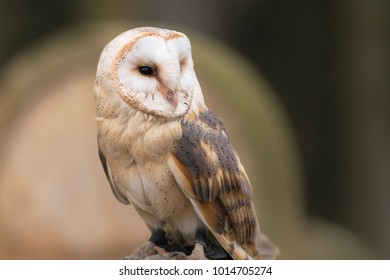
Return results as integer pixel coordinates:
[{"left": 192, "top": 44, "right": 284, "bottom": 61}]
[{"left": 0, "top": 0, "right": 389, "bottom": 259}]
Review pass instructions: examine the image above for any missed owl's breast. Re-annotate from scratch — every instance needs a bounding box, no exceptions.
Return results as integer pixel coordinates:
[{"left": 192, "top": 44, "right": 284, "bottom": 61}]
[
  {"left": 96, "top": 97, "right": 201, "bottom": 241},
  {"left": 97, "top": 105, "right": 183, "bottom": 163},
  {"left": 111, "top": 156, "right": 201, "bottom": 242}
]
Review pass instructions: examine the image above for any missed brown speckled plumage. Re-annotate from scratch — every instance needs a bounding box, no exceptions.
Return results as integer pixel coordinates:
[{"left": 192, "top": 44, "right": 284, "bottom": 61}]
[{"left": 169, "top": 109, "right": 264, "bottom": 259}]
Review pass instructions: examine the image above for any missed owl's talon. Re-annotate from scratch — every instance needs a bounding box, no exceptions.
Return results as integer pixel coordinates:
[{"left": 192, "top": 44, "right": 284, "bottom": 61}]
[
  {"left": 167, "top": 251, "right": 187, "bottom": 259},
  {"left": 185, "top": 243, "right": 209, "bottom": 260},
  {"left": 123, "top": 241, "right": 158, "bottom": 260}
]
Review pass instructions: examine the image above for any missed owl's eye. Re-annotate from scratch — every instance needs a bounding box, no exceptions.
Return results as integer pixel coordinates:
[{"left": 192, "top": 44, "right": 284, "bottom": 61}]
[{"left": 138, "top": 66, "right": 155, "bottom": 76}]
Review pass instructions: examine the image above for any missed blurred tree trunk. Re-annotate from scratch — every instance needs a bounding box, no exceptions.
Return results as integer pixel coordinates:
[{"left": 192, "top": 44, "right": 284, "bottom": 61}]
[{"left": 340, "top": 0, "right": 390, "bottom": 258}]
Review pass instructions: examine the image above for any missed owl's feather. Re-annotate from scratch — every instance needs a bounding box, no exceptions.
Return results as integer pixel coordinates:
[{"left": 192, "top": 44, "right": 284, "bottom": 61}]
[
  {"left": 168, "top": 108, "right": 278, "bottom": 259},
  {"left": 98, "top": 147, "right": 130, "bottom": 205}
]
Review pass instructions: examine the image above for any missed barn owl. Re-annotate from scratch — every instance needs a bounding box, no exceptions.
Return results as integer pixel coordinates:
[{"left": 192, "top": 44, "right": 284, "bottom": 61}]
[{"left": 94, "top": 27, "right": 278, "bottom": 260}]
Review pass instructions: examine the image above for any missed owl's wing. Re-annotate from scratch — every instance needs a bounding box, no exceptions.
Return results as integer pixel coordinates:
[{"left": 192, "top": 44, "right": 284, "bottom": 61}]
[
  {"left": 98, "top": 145, "right": 130, "bottom": 205},
  {"left": 168, "top": 109, "right": 278, "bottom": 259}
]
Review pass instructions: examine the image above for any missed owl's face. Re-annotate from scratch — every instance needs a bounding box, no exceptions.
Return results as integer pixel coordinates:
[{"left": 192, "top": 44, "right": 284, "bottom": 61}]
[{"left": 96, "top": 27, "right": 198, "bottom": 119}]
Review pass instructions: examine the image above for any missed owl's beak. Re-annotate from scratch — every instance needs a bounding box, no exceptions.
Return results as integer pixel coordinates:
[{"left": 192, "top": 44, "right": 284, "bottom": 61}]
[
  {"left": 166, "top": 89, "right": 178, "bottom": 109},
  {"left": 157, "top": 80, "right": 178, "bottom": 109}
]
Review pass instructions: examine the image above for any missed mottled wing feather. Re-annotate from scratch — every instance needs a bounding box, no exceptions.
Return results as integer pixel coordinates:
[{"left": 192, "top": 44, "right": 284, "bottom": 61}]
[
  {"left": 169, "top": 109, "right": 263, "bottom": 259},
  {"left": 175, "top": 109, "right": 253, "bottom": 201},
  {"left": 168, "top": 155, "right": 259, "bottom": 260},
  {"left": 98, "top": 144, "right": 130, "bottom": 205}
]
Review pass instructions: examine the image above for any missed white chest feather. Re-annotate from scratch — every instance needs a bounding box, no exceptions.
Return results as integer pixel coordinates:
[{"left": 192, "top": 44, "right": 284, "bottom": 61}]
[{"left": 96, "top": 99, "right": 202, "bottom": 242}]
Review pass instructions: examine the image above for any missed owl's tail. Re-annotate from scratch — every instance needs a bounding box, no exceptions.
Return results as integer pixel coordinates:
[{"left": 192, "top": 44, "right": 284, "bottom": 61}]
[{"left": 257, "top": 232, "right": 280, "bottom": 259}]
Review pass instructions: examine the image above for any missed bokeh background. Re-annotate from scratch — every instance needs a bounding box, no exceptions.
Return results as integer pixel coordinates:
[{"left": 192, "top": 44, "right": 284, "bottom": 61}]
[{"left": 0, "top": 0, "right": 389, "bottom": 259}]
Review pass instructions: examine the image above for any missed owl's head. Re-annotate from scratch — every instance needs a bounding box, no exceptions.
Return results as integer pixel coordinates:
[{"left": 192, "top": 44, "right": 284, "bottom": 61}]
[{"left": 96, "top": 27, "right": 199, "bottom": 119}]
